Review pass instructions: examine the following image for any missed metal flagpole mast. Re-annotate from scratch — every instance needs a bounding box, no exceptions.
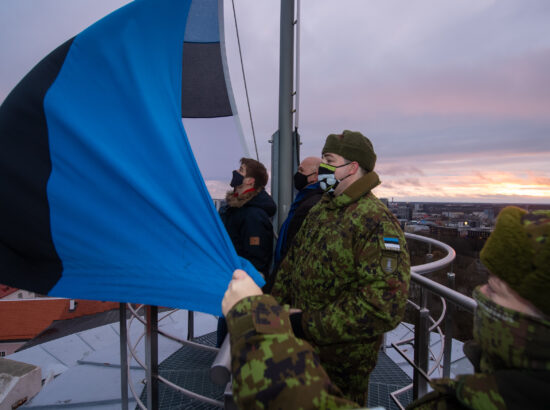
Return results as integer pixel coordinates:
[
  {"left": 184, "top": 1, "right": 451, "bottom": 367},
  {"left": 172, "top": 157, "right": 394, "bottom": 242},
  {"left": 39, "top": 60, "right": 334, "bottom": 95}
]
[{"left": 274, "top": 0, "right": 296, "bottom": 231}]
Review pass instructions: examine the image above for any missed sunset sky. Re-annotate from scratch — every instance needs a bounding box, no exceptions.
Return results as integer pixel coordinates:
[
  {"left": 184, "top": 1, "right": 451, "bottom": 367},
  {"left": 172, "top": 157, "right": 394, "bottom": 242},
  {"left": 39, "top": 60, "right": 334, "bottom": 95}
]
[{"left": 1, "top": 0, "right": 549, "bottom": 203}]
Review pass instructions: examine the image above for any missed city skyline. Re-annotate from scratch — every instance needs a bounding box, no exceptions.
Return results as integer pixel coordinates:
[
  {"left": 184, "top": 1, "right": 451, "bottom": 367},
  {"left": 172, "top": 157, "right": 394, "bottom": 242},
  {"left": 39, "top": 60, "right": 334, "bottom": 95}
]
[{"left": 1, "top": 0, "right": 549, "bottom": 204}]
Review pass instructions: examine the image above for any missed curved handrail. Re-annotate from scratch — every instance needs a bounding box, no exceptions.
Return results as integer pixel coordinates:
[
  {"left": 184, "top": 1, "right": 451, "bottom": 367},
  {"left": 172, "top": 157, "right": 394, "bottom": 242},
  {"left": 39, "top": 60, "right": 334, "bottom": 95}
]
[
  {"left": 405, "top": 233, "right": 475, "bottom": 312},
  {"left": 405, "top": 233, "right": 456, "bottom": 275}
]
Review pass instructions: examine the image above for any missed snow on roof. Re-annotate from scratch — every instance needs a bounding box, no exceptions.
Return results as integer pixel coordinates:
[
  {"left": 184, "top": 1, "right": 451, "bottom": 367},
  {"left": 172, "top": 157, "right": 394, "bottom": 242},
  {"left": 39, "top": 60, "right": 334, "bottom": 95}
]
[{"left": 9, "top": 309, "right": 217, "bottom": 408}]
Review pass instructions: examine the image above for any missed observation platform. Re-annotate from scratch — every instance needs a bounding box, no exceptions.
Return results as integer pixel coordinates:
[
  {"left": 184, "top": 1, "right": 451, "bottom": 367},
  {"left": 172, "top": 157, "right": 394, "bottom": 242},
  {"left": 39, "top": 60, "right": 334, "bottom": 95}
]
[
  {"left": 7, "top": 233, "right": 472, "bottom": 409},
  {"left": 139, "top": 331, "right": 413, "bottom": 410}
]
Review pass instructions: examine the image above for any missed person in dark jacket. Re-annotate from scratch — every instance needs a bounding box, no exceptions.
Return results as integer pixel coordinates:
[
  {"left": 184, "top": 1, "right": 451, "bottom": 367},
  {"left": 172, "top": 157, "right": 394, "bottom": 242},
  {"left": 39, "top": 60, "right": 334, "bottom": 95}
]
[
  {"left": 272, "top": 156, "right": 323, "bottom": 269},
  {"left": 219, "top": 157, "right": 276, "bottom": 276},
  {"left": 217, "top": 157, "right": 276, "bottom": 346}
]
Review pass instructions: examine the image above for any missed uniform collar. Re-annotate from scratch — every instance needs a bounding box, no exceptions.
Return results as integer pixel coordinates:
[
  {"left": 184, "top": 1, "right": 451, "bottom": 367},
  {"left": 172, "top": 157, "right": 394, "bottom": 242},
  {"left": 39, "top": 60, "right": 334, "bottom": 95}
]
[{"left": 326, "top": 171, "right": 380, "bottom": 209}]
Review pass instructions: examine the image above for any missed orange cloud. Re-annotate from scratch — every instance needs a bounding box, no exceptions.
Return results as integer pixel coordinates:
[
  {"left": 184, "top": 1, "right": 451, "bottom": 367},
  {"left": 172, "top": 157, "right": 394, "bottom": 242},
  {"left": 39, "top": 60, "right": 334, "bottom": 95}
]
[{"left": 375, "top": 170, "right": 550, "bottom": 203}]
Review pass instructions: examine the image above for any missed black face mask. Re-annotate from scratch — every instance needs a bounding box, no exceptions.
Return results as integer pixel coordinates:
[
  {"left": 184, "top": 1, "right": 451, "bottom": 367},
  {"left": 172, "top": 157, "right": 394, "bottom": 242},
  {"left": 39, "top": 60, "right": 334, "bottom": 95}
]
[
  {"left": 293, "top": 171, "right": 314, "bottom": 191},
  {"left": 318, "top": 162, "right": 350, "bottom": 192},
  {"left": 230, "top": 170, "right": 244, "bottom": 188}
]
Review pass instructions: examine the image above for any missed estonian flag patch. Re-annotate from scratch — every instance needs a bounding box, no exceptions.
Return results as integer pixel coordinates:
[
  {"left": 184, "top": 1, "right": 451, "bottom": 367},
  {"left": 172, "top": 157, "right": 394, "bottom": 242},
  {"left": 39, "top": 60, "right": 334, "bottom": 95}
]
[{"left": 383, "top": 237, "right": 401, "bottom": 252}]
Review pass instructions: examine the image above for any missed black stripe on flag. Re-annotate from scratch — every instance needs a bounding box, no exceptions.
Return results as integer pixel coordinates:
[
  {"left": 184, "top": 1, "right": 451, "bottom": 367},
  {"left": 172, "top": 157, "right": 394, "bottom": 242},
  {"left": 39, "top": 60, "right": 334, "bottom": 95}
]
[
  {"left": 0, "top": 39, "right": 74, "bottom": 293},
  {"left": 181, "top": 42, "right": 232, "bottom": 118}
]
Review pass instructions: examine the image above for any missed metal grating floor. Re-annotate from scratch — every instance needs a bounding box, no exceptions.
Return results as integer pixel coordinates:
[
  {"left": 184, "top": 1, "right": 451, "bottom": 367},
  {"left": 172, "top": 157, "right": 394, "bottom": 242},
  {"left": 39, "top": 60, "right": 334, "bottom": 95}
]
[
  {"left": 139, "top": 332, "right": 224, "bottom": 410},
  {"left": 140, "top": 332, "right": 412, "bottom": 409},
  {"left": 368, "top": 351, "right": 413, "bottom": 409}
]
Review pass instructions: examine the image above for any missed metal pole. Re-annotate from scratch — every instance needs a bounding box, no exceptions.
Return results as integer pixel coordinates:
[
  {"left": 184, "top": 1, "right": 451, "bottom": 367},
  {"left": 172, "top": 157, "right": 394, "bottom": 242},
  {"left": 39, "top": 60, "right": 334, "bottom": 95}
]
[
  {"left": 413, "top": 289, "right": 429, "bottom": 400},
  {"left": 443, "top": 272, "right": 456, "bottom": 377},
  {"left": 145, "top": 306, "right": 159, "bottom": 410},
  {"left": 210, "top": 336, "right": 231, "bottom": 386},
  {"left": 276, "top": 0, "right": 296, "bottom": 230},
  {"left": 270, "top": 130, "right": 280, "bottom": 229},
  {"left": 187, "top": 310, "right": 194, "bottom": 340},
  {"left": 119, "top": 303, "right": 129, "bottom": 410}
]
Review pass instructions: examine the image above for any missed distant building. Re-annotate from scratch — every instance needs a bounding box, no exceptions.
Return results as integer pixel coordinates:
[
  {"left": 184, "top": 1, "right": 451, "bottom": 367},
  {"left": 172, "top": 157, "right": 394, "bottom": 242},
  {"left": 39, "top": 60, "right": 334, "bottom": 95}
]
[
  {"left": 380, "top": 198, "right": 389, "bottom": 207},
  {"left": 442, "top": 211, "right": 464, "bottom": 219},
  {"left": 450, "top": 219, "right": 480, "bottom": 229},
  {"left": 467, "top": 219, "right": 480, "bottom": 228},
  {"left": 392, "top": 205, "right": 412, "bottom": 221},
  {"left": 483, "top": 208, "right": 495, "bottom": 223},
  {"left": 396, "top": 219, "right": 408, "bottom": 229},
  {"left": 404, "top": 223, "right": 430, "bottom": 234},
  {"left": 429, "top": 225, "right": 459, "bottom": 238},
  {"left": 467, "top": 228, "right": 493, "bottom": 240}
]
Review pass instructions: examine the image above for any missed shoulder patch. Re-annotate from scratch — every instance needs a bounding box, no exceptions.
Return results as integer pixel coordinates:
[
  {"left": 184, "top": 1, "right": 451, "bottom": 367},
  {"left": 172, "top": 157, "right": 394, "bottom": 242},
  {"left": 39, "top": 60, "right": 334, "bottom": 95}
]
[
  {"left": 249, "top": 236, "right": 260, "bottom": 246},
  {"left": 381, "top": 255, "right": 398, "bottom": 273},
  {"left": 383, "top": 237, "right": 401, "bottom": 252}
]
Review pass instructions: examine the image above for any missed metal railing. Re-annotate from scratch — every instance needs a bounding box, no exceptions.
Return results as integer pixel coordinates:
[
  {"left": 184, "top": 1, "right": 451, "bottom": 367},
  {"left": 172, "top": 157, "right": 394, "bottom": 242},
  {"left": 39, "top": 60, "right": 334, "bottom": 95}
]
[
  {"left": 120, "top": 232, "right": 476, "bottom": 409},
  {"left": 118, "top": 305, "right": 223, "bottom": 410},
  {"left": 387, "top": 233, "right": 476, "bottom": 409}
]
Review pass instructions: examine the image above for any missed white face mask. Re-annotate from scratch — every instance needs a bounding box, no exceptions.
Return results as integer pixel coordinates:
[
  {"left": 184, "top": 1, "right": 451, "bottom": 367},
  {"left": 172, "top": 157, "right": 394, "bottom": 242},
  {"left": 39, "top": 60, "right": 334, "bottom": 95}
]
[{"left": 317, "top": 162, "right": 350, "bottom": 192}]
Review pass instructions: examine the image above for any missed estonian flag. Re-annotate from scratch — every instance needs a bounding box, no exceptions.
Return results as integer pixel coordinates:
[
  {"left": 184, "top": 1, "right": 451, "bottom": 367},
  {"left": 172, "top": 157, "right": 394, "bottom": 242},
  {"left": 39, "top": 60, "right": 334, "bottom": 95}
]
[{"left": 0, "top": 0, "right": 263, "bottom": 315}]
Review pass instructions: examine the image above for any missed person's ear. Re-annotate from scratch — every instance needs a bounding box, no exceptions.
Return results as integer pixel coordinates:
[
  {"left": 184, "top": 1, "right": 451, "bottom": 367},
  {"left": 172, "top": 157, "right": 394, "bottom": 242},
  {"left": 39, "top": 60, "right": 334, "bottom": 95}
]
[{"left": 245, "top": 176, "right": 255, "bottom": 187}]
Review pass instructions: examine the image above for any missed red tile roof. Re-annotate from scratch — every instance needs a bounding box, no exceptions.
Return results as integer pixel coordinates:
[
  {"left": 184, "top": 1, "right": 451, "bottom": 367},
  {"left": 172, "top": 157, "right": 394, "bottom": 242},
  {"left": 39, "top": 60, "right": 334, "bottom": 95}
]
[
  {"left": 0, "top": 285, "right": 18, "bottom": 298},
  {"left": 0, "top": 299, "right": 119, "bottom": 341}
]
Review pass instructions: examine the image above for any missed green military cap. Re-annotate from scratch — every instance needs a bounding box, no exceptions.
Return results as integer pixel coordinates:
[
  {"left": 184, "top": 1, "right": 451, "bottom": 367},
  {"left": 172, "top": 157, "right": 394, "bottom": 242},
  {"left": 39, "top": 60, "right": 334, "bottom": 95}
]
[
  {"left": 480, "top": 206, "right": 550, "bottom": 316},
  {"left": 322, "top": 130, "right": 377, "bottom": 172}
]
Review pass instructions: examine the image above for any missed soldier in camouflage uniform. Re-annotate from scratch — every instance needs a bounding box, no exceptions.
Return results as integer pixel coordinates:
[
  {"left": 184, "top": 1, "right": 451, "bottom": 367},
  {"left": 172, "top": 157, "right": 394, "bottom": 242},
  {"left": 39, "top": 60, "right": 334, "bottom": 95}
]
[
  {"left": 408, "top": 206, "right": 550, "bottom": 410},
  {"left": 223, "top": 270, "right": 359, "bottom": 409},
  {"left": 269, "top": 130, "right": 411, "bottom": 404},
  {"left": 221, "top": 206, "right": 550, "bottom": 409}
]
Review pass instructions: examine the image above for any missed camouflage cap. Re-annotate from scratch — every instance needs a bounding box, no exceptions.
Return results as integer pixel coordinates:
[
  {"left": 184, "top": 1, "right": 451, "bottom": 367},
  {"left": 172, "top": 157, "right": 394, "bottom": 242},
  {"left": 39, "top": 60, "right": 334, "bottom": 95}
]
[
  {"left": 480, "top": 206, "right": 550, "bottom": 316},
  {"left": 322, "top": 130, "right": 377, "bottom": 172}
]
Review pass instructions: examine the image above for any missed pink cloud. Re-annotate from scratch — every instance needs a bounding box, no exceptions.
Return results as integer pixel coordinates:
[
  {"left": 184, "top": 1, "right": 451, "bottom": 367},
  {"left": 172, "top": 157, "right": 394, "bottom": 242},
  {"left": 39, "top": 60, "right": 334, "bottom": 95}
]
[
  {"left": 378, "top": 165, "right": 425, "bottom": 177},
  {"left": 375, "top": 168, "right": 550, "bottom": 203}
]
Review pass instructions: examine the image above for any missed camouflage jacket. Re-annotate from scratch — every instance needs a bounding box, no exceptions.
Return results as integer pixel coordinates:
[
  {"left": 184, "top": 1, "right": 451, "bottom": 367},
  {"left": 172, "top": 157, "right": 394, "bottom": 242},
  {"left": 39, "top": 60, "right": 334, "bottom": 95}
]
[
  {"left": 227, "top": 294, "right": 360, "bottom": 409},
  {"left": 408, "top": 288, "right": 550, "bottom": 410},
  {"left": 270, "top": 172, "right": 410, "bottom": 401},
  {"left": 408, "top": 370, "right": 550, "bottom": 410}
]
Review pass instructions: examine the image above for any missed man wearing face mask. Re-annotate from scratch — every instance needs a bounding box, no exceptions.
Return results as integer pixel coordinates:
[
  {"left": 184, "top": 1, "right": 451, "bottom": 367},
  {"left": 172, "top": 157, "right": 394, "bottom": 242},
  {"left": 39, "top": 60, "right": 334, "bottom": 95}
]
[
  {"left": 271, "top": 156, "right": 323, "bottom": 271},
  {"left": 217, "top": 158, "right": 276, "bottom": 347},
  {"left": 220, "top": 157, "right": 276, "bottom": 277},
  {"left": 270, "top": 130, "right": 411, "bottom": 404},
  {"left": 220, "top": 206, "right": 550, "bottom": 409}
]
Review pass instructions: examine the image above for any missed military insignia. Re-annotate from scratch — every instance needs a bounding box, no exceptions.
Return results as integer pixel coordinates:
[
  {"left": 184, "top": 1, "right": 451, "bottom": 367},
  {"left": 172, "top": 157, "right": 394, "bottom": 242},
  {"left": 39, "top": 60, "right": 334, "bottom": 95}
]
[
  {"left": 381, "top": 255, "right": 397, "bottom": 273},
  {"left": 249, "top": 236, "right": 260, "bottom": 246},
  {"left": 383, "top": 237, "right": 400, "bottom": 251}
]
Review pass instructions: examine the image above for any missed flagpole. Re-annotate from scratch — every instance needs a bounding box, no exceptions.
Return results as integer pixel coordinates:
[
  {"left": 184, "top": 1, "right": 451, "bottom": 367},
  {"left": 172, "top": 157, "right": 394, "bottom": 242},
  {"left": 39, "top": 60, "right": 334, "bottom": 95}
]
[{"left": 274, "top": 0, "right": 296, "bottom": 230}]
